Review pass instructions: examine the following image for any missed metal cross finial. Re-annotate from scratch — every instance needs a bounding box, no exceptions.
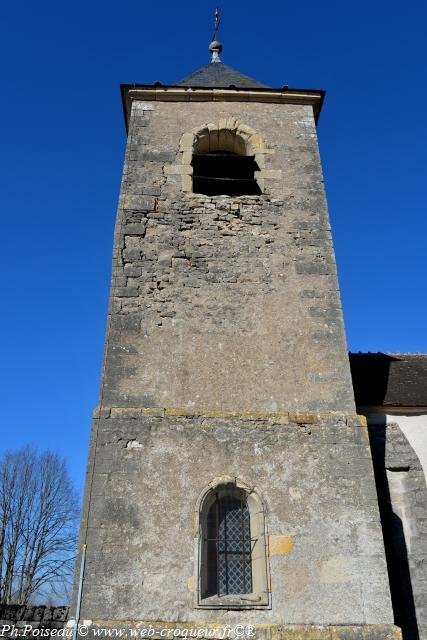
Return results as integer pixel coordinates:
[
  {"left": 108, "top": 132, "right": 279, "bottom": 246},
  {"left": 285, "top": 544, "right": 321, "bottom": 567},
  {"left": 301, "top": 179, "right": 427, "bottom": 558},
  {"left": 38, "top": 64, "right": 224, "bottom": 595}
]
[
  {"left": 209, "top": 6, "right": 223, "bottom": 62},
  {"left": 213, "top": 7, "right": 220, "bottom": 41}
]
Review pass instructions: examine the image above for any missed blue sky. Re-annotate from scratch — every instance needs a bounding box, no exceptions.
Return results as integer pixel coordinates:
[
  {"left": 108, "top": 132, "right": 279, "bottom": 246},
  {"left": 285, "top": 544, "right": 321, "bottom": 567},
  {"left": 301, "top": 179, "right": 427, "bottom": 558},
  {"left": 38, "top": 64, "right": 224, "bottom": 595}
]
[{"left": 1, "top": 0, "right": 426, "bottom": 497}]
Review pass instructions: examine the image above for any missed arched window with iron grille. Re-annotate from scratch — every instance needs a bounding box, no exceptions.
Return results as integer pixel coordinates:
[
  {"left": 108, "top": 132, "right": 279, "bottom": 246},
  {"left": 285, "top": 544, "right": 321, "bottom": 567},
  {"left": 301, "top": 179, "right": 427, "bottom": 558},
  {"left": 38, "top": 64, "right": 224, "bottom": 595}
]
[
  {"left": 196, "top": 479, "right": 269, "bottom": 607},
  {"left": 205, "top": 490, "right": 252, "bottom": 597}
]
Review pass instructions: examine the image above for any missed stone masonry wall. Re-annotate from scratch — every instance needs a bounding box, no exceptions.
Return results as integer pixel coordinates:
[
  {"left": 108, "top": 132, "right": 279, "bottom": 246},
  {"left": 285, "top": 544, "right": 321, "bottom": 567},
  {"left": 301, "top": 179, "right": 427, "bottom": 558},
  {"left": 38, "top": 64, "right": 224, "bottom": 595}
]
[
  {"left": 100, "top": 100, "right": 355, "bottom": 413},
  {"left": 77, "top": 409, "right": 393, "bottom": 625},
  {"left": 369, "top": 421, "right": 427, "bottom": 640},
  {"left": 73, "top": 96, "right": 396, "bottom": 635}
]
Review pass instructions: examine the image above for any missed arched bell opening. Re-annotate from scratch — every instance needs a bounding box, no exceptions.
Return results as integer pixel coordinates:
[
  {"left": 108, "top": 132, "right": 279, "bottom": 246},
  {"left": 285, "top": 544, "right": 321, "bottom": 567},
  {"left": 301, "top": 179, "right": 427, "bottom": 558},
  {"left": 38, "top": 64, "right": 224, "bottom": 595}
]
[{"left": 191, "top": 129, "right": 261, "bottom": 197}]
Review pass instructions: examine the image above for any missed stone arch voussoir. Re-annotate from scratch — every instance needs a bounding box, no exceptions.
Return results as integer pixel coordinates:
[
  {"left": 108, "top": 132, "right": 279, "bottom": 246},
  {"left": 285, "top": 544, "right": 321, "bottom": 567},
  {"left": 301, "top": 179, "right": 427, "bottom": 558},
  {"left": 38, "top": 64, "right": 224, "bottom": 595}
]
[{"left": 172, "top": 118, "right": 277, "bottom": 193}]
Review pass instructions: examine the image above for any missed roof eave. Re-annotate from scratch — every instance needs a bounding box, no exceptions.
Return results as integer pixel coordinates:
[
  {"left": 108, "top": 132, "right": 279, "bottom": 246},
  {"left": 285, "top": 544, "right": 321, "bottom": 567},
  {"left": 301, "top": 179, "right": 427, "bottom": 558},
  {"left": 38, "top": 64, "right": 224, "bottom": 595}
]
[
  {"left": 120, "top": 83, "right": 326, "bottom": 134},
  {"left": 356, "top": 404, "right": 427, "bottom": 414}
]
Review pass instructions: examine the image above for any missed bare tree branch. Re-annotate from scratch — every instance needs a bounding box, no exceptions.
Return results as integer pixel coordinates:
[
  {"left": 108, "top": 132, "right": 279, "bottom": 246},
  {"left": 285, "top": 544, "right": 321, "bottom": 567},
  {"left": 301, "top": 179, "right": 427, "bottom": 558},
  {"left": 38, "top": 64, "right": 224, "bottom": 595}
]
[{"left": 0, "top": 447, "right": 79, "bottom": 605}]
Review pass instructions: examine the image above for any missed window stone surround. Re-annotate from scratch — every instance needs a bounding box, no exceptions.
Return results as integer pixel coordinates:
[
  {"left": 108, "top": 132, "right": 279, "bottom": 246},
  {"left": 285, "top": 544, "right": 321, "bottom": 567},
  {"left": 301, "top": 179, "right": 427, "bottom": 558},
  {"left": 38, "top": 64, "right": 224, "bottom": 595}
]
[
  {"left": 194, "top": 476, "right": 270, "bottom": 609},
  {"left": 163, "top": 118, "right": 281, "bottom": 193}
]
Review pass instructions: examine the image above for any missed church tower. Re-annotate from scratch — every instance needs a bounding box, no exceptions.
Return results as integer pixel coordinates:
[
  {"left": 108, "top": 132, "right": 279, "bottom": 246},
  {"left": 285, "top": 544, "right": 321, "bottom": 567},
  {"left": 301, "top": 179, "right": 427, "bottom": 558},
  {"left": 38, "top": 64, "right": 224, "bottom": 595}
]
[{"left": 73, "top": 18, "right": 400, "bottom": 640}]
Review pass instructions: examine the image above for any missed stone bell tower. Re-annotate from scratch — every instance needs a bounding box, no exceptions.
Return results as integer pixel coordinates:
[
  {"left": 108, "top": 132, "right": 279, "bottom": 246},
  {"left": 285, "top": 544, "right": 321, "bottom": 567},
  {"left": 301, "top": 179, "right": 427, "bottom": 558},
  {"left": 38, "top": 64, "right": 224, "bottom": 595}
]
[{"left": 73, "top": 18, "right": 400, "bottom": 640}]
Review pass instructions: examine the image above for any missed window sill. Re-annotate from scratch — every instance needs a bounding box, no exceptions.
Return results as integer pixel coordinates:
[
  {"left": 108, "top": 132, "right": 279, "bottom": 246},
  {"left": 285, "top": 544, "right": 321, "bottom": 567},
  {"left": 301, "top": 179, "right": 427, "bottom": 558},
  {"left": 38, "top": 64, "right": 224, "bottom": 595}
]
[{"left": 196, "top": 593, "right": 270, "bottom": 609}]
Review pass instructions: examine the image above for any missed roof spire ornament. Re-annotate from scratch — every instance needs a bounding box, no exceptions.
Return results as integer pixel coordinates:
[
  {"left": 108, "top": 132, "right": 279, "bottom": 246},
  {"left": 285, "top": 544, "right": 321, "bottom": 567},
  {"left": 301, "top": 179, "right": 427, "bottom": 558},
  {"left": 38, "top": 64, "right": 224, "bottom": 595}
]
[{"left": 209, "top": 7, "right": 223, "bottom": 62}]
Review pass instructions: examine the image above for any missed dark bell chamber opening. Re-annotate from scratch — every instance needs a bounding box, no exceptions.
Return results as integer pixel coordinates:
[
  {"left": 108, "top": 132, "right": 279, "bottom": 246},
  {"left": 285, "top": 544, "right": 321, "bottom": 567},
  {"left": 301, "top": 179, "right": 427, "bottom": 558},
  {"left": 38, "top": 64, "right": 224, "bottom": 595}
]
[{"left": 192, "top": 151, "right": 261, "bottom": 197}]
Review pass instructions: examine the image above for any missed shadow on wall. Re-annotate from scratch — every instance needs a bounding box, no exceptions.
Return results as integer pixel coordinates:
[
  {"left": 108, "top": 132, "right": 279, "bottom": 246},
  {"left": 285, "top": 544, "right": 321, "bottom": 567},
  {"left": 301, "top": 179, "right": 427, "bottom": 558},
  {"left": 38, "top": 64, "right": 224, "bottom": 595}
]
[
  {"left": 350, "top": 353, "right": 399, "bottom": 406},
  {"left": 368, "top": 421, "right": 419, "bottom": 640}
]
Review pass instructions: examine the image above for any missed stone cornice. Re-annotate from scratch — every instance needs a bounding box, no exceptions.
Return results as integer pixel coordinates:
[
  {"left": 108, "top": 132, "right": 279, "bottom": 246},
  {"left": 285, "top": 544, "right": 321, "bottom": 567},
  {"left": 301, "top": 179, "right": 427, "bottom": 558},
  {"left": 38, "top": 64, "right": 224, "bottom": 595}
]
[{"left": 120, "top": 84, "right": 325, "bottom": 131}]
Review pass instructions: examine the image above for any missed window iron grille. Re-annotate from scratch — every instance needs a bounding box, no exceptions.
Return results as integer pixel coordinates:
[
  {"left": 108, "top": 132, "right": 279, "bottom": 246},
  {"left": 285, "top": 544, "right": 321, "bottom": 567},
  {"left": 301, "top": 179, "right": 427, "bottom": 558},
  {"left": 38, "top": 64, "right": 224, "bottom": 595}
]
[{"left": 205, "top": 492, "right": 253, "bottom": 596}]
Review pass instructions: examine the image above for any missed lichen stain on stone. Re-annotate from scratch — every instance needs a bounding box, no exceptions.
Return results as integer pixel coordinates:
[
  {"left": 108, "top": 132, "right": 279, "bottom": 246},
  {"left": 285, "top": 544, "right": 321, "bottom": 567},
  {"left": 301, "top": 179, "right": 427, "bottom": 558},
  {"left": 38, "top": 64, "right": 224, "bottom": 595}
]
[
  {"left": 186, "top": 576, "right": 194, "bottom": 592},
  {"left": 289, "top": 487, "right": 302, "bottom": 501},
  {"left": 269, "top": 535, "right": 294, "bottom": 556},
  {"left": 319, "top": 556, "right": 353, "bottom": 583}
]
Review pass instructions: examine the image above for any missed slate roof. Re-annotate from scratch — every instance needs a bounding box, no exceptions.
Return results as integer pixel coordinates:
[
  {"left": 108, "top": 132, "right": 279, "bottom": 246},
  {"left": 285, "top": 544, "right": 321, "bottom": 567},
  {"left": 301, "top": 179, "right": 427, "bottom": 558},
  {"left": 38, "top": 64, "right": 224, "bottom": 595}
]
[
  {"left": 176, "top": 61, "right": 268, "bottom": 89},
  {"left": 349, "top": 353, "right": 427, "bottom": 407}
]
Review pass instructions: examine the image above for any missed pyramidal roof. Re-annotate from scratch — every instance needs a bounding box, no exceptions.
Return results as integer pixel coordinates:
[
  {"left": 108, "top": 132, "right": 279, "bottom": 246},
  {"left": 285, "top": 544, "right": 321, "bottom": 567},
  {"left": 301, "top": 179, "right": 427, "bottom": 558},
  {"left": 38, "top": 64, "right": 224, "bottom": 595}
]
[
  {"left": 176, "top": 13, "right": 268, "bottom": 90},
  {"left": 176, "top": 61, "right": 268, "bottom": 89},
  {"left": 121, "top": 12, "right": 325, "bottom": 129}
]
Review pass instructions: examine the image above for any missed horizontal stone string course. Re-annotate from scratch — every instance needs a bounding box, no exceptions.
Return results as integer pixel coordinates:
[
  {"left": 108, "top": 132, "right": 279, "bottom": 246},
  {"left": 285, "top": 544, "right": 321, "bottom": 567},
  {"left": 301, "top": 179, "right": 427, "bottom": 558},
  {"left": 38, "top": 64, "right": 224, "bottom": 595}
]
[
  {"left": 92, "top": 406, "right": 367, "bottom": 426},
  {"left": 80, "top": 622, "right": 402, "bottom": 640}
]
